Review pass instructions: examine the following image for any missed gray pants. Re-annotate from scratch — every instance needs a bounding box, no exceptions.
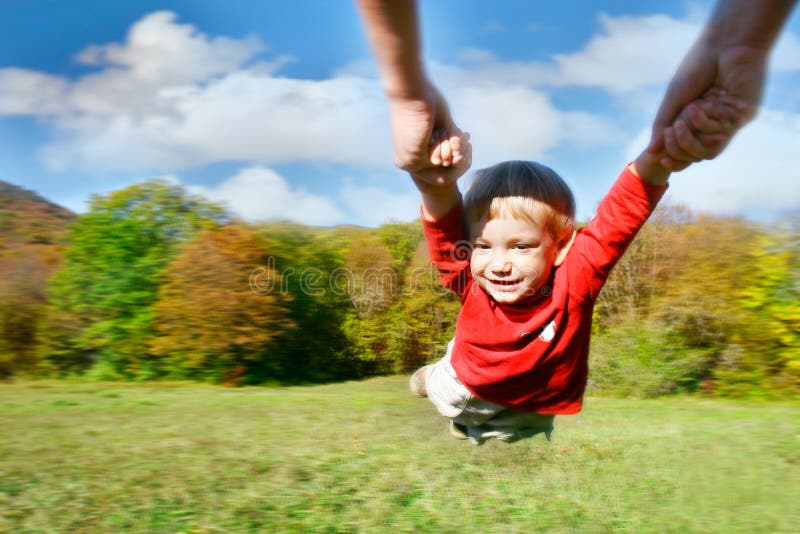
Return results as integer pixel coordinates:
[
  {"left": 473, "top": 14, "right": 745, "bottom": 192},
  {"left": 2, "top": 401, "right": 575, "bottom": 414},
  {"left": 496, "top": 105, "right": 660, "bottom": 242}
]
[{"left": 426, "top": 340, "right": 554, "bottom": 444}]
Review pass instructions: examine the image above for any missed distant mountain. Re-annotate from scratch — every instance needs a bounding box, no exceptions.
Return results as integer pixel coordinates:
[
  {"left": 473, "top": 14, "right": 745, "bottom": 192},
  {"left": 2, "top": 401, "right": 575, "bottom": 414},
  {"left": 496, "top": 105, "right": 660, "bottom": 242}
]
[
  {"left": 0, "top": 180, "right": 75, "bottom": 242},
  {"left": 0, "top": 180, "right": 76, "bottom": 281}
]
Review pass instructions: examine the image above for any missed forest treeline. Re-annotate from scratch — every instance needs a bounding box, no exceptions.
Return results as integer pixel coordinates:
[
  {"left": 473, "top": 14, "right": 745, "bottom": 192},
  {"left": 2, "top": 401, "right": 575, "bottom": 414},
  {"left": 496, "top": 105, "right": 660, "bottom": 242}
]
[{"left": 0, "top": 179, "right": 798, "bottom": 397}]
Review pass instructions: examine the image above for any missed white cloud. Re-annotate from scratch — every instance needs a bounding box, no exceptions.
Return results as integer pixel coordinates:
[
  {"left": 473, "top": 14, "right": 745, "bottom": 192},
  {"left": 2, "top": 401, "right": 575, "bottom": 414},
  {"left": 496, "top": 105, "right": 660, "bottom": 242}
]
[
  {"left": 625, "top": 109, "right": 800, "bottom": 215},
  {"left": 437, "top": 78, "right": 625, "bottom": 168},
  {"left": 75, "top": 11, "right": 264, "bottom": 84},
  {"left": 446, "top": 13, "right": 704, "bottom": 94},
  {"left": 39, "top": 71, "right": 390, "bottom": 172},
  {"left": 1, "top": 11, "right": 391, "bottom": 174},
  {"left": 339, "top": 177, "right": 419, "bottom": 226},
  {"left": 2, "top": 7, "right": 799, "bottom": 222},
  {"left": 548, "top": 14, "right": 701, "bottom": 93},
  {"left": 452, "top": 9, "right": 799, "bottom": 95},
  {"left": 2, "top": 10, "right": 641, "bottom": 176},
  {"left": 0, "top": 68, "right": 68, "bottom": 115},
  {"left": 182, "top": 168, "right": 422, "bottom": 227},
  {"left": 187, "top": 167, "right": 344, "bottom": 226}
]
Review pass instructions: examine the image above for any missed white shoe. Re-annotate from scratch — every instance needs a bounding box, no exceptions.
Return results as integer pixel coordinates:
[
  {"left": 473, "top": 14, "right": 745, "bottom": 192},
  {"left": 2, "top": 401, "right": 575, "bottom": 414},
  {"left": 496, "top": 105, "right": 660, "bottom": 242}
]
[
  {"left": 449, "top": 421, "right": 469, "bottom": 440},
  {"left": 409, "top": 365, "right": 431, "bottom": 397}
]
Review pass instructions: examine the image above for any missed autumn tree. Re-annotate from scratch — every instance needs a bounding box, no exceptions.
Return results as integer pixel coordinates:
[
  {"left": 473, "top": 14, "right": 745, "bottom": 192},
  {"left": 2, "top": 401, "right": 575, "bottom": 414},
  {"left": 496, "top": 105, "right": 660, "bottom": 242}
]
[
  {"left": 719, "top": 224, "right": 800, "bottom": 396},
  {"left": 332, "top": 228, "right": 399, "bottom": 374},
  {"left": 42, "top": 179, "right": 226, "bottom": 378},
  {"left": 389, "top": 241, "right": 460, "bottom": 373},
  {"left": 151, "top": 225, "right": 292, "bottom": 383},
  {"left": 0, "top": 180, "right": 74, "bottom": 377},
  {"left": 594, "top": 203, "right": 694, "bottom": 330},
  {"left": 591, "top": 207, "right": 758, "bottom": 396},
  {"left": 0, "top": 253, "right": 48, "bottom": 378}
]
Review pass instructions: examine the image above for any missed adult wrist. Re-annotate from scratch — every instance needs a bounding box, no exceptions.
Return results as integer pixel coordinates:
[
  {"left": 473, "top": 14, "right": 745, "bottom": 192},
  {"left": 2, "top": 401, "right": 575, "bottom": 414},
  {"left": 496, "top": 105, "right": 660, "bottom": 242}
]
[
  {"left": 704, "top": 0, "right": 795, "bottom": 51},
  {"left": 384, "top": 74, "right": 432, "bottom": 102}
]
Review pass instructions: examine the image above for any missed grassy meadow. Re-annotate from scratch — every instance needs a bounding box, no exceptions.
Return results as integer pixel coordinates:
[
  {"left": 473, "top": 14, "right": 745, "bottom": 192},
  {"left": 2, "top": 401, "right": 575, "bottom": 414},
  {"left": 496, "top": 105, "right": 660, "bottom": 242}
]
[{"left": 0, "top": 377, "right": 798, "bottom": 533}]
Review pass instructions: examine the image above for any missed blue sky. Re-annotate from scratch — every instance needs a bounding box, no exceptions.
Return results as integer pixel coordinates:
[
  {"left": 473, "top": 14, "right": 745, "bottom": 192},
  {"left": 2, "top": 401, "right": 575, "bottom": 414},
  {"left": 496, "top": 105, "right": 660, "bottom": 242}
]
[{"left": 1, "top": 1, "right": 798, "bottom": 226}]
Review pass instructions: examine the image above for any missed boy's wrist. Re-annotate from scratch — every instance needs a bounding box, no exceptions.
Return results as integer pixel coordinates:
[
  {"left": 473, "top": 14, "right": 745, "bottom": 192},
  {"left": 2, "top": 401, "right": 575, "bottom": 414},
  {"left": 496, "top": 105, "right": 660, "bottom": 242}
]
[
  {"left": 411, "top": 172, "right": 455, "bottom": 194},
  {"left": 630, "top": 152, "right": 670, "bottom": 186},
  {"left": 416, "top": 181, "right": 461, "bottom": 221}
]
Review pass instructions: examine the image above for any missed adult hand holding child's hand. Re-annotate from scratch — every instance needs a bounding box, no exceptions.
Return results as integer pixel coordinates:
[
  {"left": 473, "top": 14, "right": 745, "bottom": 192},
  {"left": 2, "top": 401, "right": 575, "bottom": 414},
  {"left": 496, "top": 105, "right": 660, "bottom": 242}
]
[{"left": 409, "top": 129, "right": 472, "bottom": 196}]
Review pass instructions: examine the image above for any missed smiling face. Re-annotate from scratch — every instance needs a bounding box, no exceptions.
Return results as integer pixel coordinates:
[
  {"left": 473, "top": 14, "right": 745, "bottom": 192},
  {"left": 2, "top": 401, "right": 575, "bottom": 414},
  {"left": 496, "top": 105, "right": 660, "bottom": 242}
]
[{"left": 469, "top": 211, "right": 571, "bottom": 305}]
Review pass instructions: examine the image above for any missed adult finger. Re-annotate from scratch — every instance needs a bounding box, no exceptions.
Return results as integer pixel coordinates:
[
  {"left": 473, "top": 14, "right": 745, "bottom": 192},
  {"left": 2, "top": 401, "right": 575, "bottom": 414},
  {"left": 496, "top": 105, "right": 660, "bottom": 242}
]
[
  {"left": 430, "top": 84, "right": 463, "bottom": 161},
  {"left": 672, "top": 120, "right": 715, "bottom": 160},
  {"left": 663, "top": 125, "right": 696, "bottom": 163},
  {"left": 648, "top": 45, "right": 717, "bottom": 154}
]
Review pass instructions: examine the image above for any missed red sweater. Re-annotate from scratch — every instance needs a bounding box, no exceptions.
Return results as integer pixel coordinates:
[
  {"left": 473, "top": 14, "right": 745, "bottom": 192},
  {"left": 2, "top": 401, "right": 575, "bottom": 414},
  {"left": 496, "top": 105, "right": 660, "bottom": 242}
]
[{"left": 422, "top": 166, "right": 667, "bottom": 414}]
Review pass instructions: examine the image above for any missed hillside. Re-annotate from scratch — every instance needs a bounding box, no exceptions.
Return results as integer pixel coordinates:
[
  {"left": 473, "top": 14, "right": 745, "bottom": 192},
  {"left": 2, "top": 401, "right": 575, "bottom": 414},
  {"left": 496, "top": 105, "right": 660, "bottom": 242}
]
[
  {"left": 0, "top": 180, "right": 75, "bottom": 276},
  {"left": 0, "top": 180, "right": 75, "bottom": 245}
]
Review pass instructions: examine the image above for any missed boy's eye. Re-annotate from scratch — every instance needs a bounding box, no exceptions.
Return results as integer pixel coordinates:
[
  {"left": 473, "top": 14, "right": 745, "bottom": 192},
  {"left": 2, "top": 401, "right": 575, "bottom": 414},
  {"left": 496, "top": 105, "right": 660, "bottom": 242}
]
[
  {"left": 473, "top": 242, "right": 490, "bottom": 250},
  {"left": 514, "top": 243, "right": 535, "bottom": 250}
]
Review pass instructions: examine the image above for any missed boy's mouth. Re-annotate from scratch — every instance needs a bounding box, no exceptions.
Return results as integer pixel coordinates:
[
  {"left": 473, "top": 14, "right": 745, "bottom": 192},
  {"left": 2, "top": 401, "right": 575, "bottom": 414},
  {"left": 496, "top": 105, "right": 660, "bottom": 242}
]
[{"left": 487, "top": 278, "right": 522, "bottom": 290}]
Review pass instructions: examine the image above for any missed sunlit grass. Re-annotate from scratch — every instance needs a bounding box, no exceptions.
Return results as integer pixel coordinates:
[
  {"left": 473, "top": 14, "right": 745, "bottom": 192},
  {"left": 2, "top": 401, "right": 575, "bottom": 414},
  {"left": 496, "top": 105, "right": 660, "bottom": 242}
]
[{"left": 0, "top": 378, "right": 797, "bottom": 532}]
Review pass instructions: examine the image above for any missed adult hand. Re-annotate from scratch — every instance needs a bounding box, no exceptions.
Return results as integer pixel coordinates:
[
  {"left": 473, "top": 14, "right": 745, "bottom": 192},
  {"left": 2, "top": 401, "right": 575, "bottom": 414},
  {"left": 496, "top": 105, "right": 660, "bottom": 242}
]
[
  {"left": 648, "top": 41, "right": 766, "bottom": 170},
  {"left": 409, "top": 129, "right": 472, "bottom": 195},
  {"left": 648, "top": 0, "right": 797, "bottom": 170},
  {"left": 387, "top": 82, "right": 462, "bottom": 173}
]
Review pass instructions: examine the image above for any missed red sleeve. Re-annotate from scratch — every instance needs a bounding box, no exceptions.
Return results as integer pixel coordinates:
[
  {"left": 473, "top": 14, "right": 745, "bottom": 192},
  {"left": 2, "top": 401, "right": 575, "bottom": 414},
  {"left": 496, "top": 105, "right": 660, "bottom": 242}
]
[
  {"left": 568, "top": 165, "right": 667, "bottom": 301},
  {"left": 420, "top": 202, "right": 472, "bottom": 297}
]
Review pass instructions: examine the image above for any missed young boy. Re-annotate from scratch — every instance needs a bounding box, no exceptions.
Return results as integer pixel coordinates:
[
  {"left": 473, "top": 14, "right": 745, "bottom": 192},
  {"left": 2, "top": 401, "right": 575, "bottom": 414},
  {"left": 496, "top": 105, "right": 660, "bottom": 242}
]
[{"left": 409, "top": 90, "right": 746, "bottom": 445}]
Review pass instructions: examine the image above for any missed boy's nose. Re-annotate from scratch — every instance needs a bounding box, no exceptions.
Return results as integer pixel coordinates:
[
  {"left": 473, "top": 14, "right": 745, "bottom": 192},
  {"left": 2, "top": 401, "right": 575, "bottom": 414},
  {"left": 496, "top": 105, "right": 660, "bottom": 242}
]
[{"left": 490, "top": 252, "right": 511, "bottom": 273}]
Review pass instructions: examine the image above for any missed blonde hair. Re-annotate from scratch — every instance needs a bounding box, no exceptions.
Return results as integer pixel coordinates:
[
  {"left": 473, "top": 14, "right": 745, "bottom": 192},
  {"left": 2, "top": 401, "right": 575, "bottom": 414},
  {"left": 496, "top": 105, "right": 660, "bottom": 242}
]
[{"left": 464, "top": 161, "right": 576, "bottom": 239}]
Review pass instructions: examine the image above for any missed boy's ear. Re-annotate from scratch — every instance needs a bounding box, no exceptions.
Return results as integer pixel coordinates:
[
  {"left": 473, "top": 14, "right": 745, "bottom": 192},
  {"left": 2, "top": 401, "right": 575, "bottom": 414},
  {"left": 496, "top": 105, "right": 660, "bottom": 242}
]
[{"left": 553, "top": 228, "right": 576, "bottom": 267}]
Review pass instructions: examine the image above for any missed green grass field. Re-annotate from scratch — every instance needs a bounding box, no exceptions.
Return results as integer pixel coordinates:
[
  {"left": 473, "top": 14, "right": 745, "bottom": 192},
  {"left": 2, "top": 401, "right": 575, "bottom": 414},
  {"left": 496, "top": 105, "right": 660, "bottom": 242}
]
[{"left": 0, "top": 377, "right": 797, "bottom": 533}]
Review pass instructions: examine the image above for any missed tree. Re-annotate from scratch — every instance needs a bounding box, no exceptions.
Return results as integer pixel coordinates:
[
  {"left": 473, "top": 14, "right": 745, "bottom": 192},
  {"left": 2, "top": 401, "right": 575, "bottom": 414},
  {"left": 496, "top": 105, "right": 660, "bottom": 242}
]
[
  {"left": 0, "top": 253, "right": 48, "bottom": 378},
  {"left": 0, "top": 181, "right": 74, "bottom": 377},
  {"left": 388, "top": 241, "right": 460, "bottom": 373},
  {"left": 249, "top": 221, "right": 365, "bottom": 383},
  {"left": 647, "top": 215, "right": 757, "bottom": 394},
  {"left": 333, "top": 228, "right": 399, "bottom": 373},
  {"left": 591, "top": 206, "right": 760, "bottom": 397},
  {"left": 722, "top": 225, "right": 800, "bottom": 396},
  {"left": 594, "top": 203, "right": 694, "bottom": 330},
  {"left": 151, "top": 225, "right": 293, "bottom": 383},
  {"left": 41, "top": 179, "right": 226, "bottom": 378}
]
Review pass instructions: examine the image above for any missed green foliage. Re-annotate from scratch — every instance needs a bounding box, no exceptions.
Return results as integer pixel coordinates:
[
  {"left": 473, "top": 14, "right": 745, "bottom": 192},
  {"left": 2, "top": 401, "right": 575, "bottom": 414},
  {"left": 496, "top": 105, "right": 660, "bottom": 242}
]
[
  {"left": 386, "top": 241, "right": 460, "bottom": 373},
  {"left": 717, "top": 225, "right": 800, "bottom": 396},
  {"left": 589, "top": 317, "right": 716, "bottom": 397},
  {"left": 377, "top": 220, "right": 423, "bottom": 271},
  {"left": 41, "top": 180, "right": 227, "bottom": 378},
  {"left": 251, "top": 221, "right": 355, "bottom": 383},
  {"left": 1, "top": 175, "right": 796, "bottom": 401}
]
